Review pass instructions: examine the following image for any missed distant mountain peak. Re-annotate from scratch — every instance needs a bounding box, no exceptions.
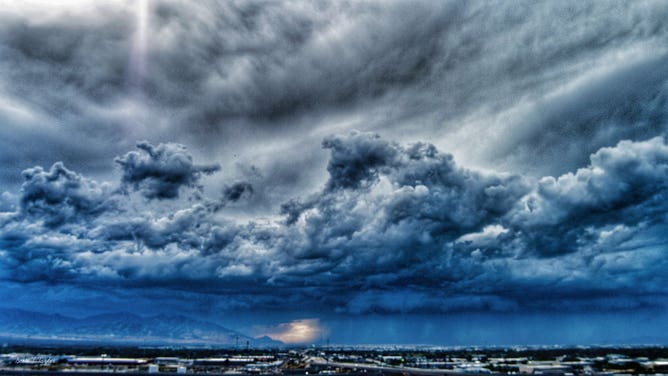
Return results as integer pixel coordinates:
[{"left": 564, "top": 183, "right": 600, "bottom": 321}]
[{"left": 0, "top": 308, "right": 282, "bottom": 347}]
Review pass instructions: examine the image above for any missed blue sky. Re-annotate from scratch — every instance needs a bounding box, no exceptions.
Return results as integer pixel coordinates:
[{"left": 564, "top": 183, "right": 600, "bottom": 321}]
[{"left": 1, "top": 0, "right": 668, "bottom": 345}]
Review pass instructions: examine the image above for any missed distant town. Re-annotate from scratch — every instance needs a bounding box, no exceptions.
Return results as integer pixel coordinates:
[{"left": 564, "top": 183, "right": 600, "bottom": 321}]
[{"left": 2, "top": 344, "right": 668, "bottom": 376}]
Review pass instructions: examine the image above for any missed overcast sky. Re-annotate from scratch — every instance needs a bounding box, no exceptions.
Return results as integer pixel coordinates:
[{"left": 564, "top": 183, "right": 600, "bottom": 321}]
[{"left": 2, "top": 0, "right": 668, "bottom": 345}]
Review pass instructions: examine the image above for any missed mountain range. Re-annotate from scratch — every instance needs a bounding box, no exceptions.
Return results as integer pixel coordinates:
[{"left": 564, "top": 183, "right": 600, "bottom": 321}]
[{"left": 0, "top": 308, "right": 281, "bottom": 347}]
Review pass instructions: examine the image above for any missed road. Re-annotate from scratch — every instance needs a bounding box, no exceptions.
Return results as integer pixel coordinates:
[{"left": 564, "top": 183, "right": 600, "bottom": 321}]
[{"left": 306, "top": 357, "right": 496, "bottom": 376}]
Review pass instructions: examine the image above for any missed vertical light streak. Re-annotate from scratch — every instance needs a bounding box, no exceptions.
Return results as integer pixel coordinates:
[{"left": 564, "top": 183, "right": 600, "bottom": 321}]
[{"left": 128, "top": 0, "right": 149, "bottom": 95}]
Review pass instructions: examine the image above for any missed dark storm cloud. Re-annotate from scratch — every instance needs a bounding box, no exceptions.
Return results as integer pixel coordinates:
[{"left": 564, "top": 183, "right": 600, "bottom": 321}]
[
  {"left": 93, "top": 205, "right": 212, "bottom": 251},
  {"left": 276, "top": 132, "right": 528, "bottom": 283},
  {"left": 4, "top": 133, "right": 668, "bottom": 314},
  {"left": 19, "top": 162, "right": 115, "bottom": 228},
  {"left": 145, "top": 0, "right": 668, "bottom": 149},
  {"left": 115, "top": 141, "right": 220, "bottom": 199},
  {"left": 0, "top": 6, "right": 131, "bottom": 108},
  {"left": 322, "top": 132, "right": 398, "bottom": 191},
  {"left": 222, "top": 182, "right": 254, "bottom": 203},
  {"left": 504, "top": 137, "right": 668, "bottom": 257},
  {"left": 0, "top": 2, "right": 143, "bottom": 188},
  {"left": 144, "top": 0, "right": 458, "bottom": 124}
]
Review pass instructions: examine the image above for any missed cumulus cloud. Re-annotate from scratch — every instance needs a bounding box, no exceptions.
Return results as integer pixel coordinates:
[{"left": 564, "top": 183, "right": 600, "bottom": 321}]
[
  {"left": 322, "top": 131, "right": 397, "bottom": 191},
  {"left": 115, "top": 141, "right": 220, "bottom": 199},
  {"left": 503, "top": 136, "right": 668, "bottom": 257},
  {"left": 2, "top": 133, "right": 667, "bottom": 315},
  {"left": 20, "top": 162, "right": 114, "bottom": 227}
]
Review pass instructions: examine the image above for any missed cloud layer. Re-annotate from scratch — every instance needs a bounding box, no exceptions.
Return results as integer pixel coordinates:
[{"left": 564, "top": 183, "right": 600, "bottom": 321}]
[
  {"left": 2, "top": 1, "right": 668, "bottom": 189},
  {"left": 1, "top": 134, "right": 667, "bottom": 315}
]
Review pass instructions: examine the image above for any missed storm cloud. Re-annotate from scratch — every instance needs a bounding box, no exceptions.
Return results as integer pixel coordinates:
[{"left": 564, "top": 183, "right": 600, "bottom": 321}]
[
  {"left": 115, "top": 141, "right": 220, "bottom": 199},
  {"left": 1, "top": 132, "right": 668, "bottom": 316},
  {"left": 20, "top": 162, "right": 115, "bottom": 227},
  {"left": 2, "top": 0, "right": 668, "bottom": 343}
]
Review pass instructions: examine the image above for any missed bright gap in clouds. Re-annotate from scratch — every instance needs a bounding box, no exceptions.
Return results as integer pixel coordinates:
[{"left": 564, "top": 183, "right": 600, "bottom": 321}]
[{"left": 263, "top": 319, "right": 327, "bottom": 344}]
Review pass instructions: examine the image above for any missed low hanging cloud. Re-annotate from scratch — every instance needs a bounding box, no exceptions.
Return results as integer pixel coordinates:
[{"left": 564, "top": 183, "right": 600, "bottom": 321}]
[{"left": 1, "top": 132, "right": 668, "bottom": 314}]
